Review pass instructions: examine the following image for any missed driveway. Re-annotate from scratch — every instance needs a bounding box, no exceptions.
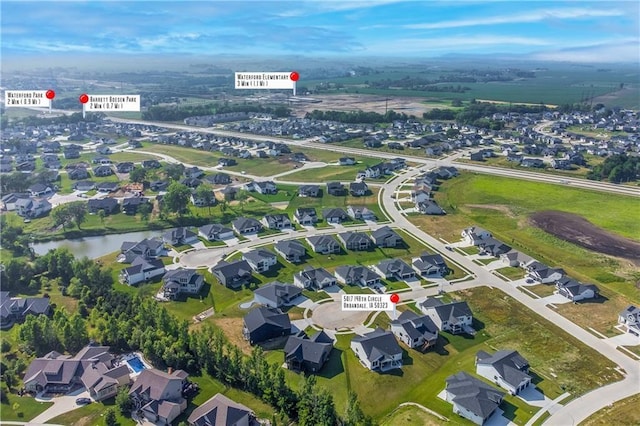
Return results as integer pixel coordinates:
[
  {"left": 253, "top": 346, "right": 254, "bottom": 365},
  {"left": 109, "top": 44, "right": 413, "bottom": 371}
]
[
  {"left": 606, "top": 332, "right": 640, "bottom": 347},
  {"left": 30, "top": 388, "right": 91, "bottom": 424},
  {"left": 517, "top": 386, "right": 553, "bottom": 408}
]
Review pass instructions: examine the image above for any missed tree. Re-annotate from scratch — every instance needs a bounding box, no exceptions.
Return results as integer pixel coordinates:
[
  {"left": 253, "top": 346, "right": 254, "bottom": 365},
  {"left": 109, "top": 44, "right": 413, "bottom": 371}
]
[
  {"left": 98, "top": 209, "right": 106, "bottom": 224},
  {"left": 195, "top": 184, "right": 216, "bottom": 213},
  {"left": 162, "top": 182, "right": 191, "bottom": 216},
  {"left": 164, "top": 163, "right": 185, "bottom": 181},
  {"left": 104, "top": 407, "right": 118, "bottom": 426},
  {"left": 138, "top": 202, "right": 152, "bottom": 221},
  {"left": 445, "top": 128, "right": 460, "bottom": 139},
  {"left": 343, "top": 391, "right": 372, "bottom": 426},
  {"left": 115, "top": 385, "right": 133, "bottom": 414},
  {"left": 129, "top": 166, "right": 147, "bottom": 183},
  {"left": 51, "top": 205, "right": 73, "bottom": 231},
  {"left": 236, "top": 192, "right": 248, "bottom": 212},
  {"left": 67, "top": 201, "right": 87, "bottom": 229}
]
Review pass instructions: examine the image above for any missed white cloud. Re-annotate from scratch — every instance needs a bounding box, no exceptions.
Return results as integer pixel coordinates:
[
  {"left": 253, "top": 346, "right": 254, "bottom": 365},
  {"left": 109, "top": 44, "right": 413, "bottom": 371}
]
[
  {"left": 405, "top": 8, "right": 625, "bottom": 30},
  {"left": 532, "top": 39, "right": 640, "bottom": 63},
  {"left": 364, "top": 35, "right": 552, "bottom": 54}
]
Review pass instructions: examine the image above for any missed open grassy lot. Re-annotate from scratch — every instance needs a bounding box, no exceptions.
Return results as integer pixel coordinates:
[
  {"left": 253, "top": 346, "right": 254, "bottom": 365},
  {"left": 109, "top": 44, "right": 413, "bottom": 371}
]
[
  {"left": 410, "top": 172, "right": 640, "bottom": 304},
  {"left": 286, "top": 187, "right": 386, "bottom": 220},
  {"left": 380, "top": 405, "right": 445, "bottom": 426},
  {"left": 580, "top": 393, "right": 640, "bottom": 426},
  {"left": 284, "top": 162, "right": 378, "bottom": 182},
  {"left": 0, "top": 393, "right": 53, "bottom": 422},
  {"left": 49, "top": 397, "right": 135, "bottom": 426},
  {"left": 526, "top": 284, "right": 557, "bottom": 298},
  {"left": 495, "top": 266, "right": 525, "bottom": 280},
  {"left": 460, "top": 156, "right": 594, "bottom": 179}
]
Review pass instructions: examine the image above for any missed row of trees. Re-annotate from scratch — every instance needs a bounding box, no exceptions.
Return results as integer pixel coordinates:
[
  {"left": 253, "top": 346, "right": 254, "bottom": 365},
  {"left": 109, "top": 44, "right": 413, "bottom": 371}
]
[
  {"left": 587, "top": 154, "right": 640, "bottom": 183},
  {"left": 142, "top": 102, "right": 291, "bottom": 121},
  {"left": 305, "top": 109, "right": 413, "bottom": 123},
  {"left": 51, "top": 201, "right": 88, "bottom": 231}
]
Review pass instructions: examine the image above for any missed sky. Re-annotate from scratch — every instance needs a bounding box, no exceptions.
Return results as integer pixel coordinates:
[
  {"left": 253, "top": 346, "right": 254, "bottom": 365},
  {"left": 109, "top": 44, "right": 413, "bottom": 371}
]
[{"left": 1, "top": 0, "right": 639, "bottom": 63}]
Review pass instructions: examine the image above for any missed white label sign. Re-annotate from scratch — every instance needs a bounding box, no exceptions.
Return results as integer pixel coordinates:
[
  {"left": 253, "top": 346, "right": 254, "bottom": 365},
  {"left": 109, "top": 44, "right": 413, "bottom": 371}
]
[
  {"left": 4, "top": 90, "right": 50, "bottom": 107},
  {"left": 235, "top": 72, "right": 296, "bottom": 89},
  {"left": 84, "top": 95, "right": 140, "bottom": 112},
  {"left": 341, "top": 294, "right": 394, "bottom": 312}
]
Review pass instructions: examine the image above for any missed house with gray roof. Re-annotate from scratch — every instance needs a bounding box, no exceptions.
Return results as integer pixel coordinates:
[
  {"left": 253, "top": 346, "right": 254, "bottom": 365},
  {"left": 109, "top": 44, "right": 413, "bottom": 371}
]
[
  {"left": 555, "top": 277, "right": 599, "bottom": 302},
  {"left": 129, "top": 368, "right": 188, "bottom": 425},
  {"left": 477, "top": 238, "right": 512, "bottom": 257},
  {"left": 212, "top": 260, "right": 253, "bottom": 289},
  {"left": 476, "top": 349, "right": 532, "bottom": 395},
  {"left": 445, "top": 371, "right": 505, "bottom": 425},
  {"left": 306, "top": 235, "right": 341, "bottom": 255},
  {"left": 0, "top": 292, "right": 51, "bottom": 329},
  {"left": 293, "top": 207, "right": 318, "bottom": 225},
  {"left": 243, "top": 306, "right": 291, "bottom": 344},
  {"left": 525, "top": 262, "right": 564, "bottom": 284},
  {"left": 373, "top": 259, "right": 416, "bottom": 281},
  {"left": 461, "top": 226, "right": 492, "bottom": 245},
  {"left": 198, "top": 224, "right": 234, "bottom": 241},
  {"left": 254, "top": 281, "right": 302, "bottom": 308},
  {"left": 293, "top": 267, "right": 336, "bottom": 290},
  {"left": 284, "top": 330, "right": 334, "bottom": 373},
  {"left": 419, "top": 298, "right": 474, "bottom": 335},
  {"left": 120, "top": 256, "right": 166, "bottom": 286},
  {"left": 500, "top": 250, "right": 533, "bottom": 268},
  {"left": 262, "top": 213, "right": 292, "bottom": 230},
  {"left": 243, "top": 249, "right": 278, "bottom": 273},
  {"left": 417, "top": 200, "right": 446, "bottom": 215},
  {"left": 326, "top": 182, "right": 346, "bottom": 196},
  {"left": 349, "top": 181, "right": 369, "bottom": 196},
  {"left": 15, "top": 198, "right": 52, "bottom": 218},
  {"left": 274, "top": 240, "right": 306, "bottom": 263},
  {"left": 338, "top": 232, "right": 373, "bottom": 251},
  {"left": 161, "top": 269, "right": 205, "bottom": 300},
  {"left": 335, "top": 266, "right": 381, "bottom": 287},
  {"left": 187, "top": 393, "right": 258, "bottom": 426},
  {"left": 232, "top": 217, "right": 263, "bottom": 234},
  {"left": 618, "top": 305, "right": 640, "bottom": 336},
  {"left": 390, "top": 310, "right": 438, "bottom": 350},
  {"left": 118, "top": 238, "right": 164, "bottom": 263},
  {"left": 371, "top": 226, "right": 403, "bottom": 248},
  {"left": 163, "top": 227, "right": 198, "bottom": 246},
  {"left": 88, "top": 198, "right": 119, "bottom": 215},
  {"left": 298, "top": 184, "right": 321, "bottom": 198},
  {"left": 346, "top": 205, "right": 376, "bottom": 221},
  {"left": 322, "top": 208, "right": 349, "bottom": 224},
  {"left": 412, "top": 253, "right": 448, "bottom": 277},
  {"left": 350, "top": 328, "right": 403, "bottom": 372}
]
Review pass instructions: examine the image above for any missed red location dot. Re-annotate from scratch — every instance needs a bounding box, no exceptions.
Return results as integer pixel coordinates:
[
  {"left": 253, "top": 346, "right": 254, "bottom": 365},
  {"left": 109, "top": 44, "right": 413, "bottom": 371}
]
[
  {"left": 290, "top": 71, "right": 299, "bottom": 82},
  {"left": 390, "top": 293, "right": 400, "bottom": 304},
  {"left": 45, "top": 90, "right": 55, "bottom": 100},
  {"left": 79, "top": 93, "right": 89, "bottom": 104}
]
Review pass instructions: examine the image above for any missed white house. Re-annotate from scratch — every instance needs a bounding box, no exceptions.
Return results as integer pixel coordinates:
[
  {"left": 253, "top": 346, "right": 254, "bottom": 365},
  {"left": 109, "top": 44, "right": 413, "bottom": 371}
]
[
  {"left": 475, "top": 349, "right": 532, "bottom": 395},
  {"left": 461, "top": 226, "right": 492, "bottom": 245},
  {"left": 618, "top": 305, "right": 640, "bottom": 336},
  {"left": 350, "top": 328, "right": 403, "bottom": 372},
  {"left": 419, "top": 298, "right": 474, "bottom": 335},
  {"left": 445, "top": 372, "right": 504, "bottom": 425}
]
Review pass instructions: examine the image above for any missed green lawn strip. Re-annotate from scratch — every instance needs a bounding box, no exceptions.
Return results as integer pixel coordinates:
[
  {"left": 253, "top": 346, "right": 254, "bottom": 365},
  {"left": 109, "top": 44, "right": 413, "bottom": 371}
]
[
  {"left": 524, "top": 284, "right": 556, "bottom": 298},
  {"left": 579, "top": 393, "right": 640, "bottom": 426},
  {"left": 47, "top": 396, "right": 135, "bottom": 426},
  {"left": 495, "top": 266, "right": 525, "bottom": 281},
  {"left": 459, "top": 156, "right": 593, "bottom": 179},
  {"left": 621, "top": 345, "right": 640, "bottom": 357},
  {"left": 380, "top": 404, "right": 449, "bottom": 426},
  {"left": 0, "top": 393, "right": 53, "bottom": 422}
]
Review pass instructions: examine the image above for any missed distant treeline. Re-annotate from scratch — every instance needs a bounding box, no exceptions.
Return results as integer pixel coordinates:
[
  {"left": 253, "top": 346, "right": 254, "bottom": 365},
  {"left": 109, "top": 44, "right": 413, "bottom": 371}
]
[
  {"left": 587, "top": 154, "right": 640, "bottom": 183},
  {"left": 304, "top": 109, "right": 414, "bottom": 123},
  {"left": 142, "top": 102, "right": 291, "bottom": 121}
]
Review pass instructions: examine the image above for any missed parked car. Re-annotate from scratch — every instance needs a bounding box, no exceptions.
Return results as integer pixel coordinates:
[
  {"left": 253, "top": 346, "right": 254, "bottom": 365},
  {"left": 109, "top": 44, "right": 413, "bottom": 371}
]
[{"left": 76, "top": 398, "right": 92, "bottom": 405}]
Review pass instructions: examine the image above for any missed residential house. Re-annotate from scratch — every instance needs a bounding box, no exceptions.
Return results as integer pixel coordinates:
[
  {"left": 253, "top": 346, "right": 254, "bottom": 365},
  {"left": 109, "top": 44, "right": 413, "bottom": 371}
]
[
  {"left": 461, "top": 226, "right": 492, "bottom": 245},
  {"left": 618, "top": 305, "right": 640, "bottom": 337},
  {"left": 181, "top": 177, "right": 202, "bottom": 189},
  {"left": 444, "top": 372, "right": 505, "bottom": 425},
  {"left": 346, "top": 205, "right": 376, "bottom": 221},
  {"left": 293, "top": 207, "right": 318, "bottom": 225},
  {"left": 218, "top": 158, "right": 237, "bottom": 167},
  {"left": 338, "top": 232, "right": 373, "bottom": 251},
  {"left": 68, "top": 168, "right": 89, "bottom": 180},
  {"left": 0, "top": 292, "right": 51, "bottom": 329},
  {"left": 247, "top": 180, "right": 277, "bottom": 195},
  {"left": 232, "top": 217, "right": 263, "bottom": 235},
  {"left": 293, "top": 267, "right": 337, "bottom": 290},
  {"left": 521, "top": 158, "right": 544, "bottom": 168},
  {"left": 93, "top": 165, "right": 113, "bottom": 177},
  {"left": 222, "top": 186, "right": 237, "bottom": 200},
  {"left": 417, "top": 200, "right": 446, "bottom": 215},
  {"left": 161, "top": 269, "right": 205, "bottom": 300},
  {"left": 96, "top": 182, "right": 119, "bottom": 193},
  {"left": 435, "top": 166, "right": 459, "bottom": 179},
  {"left": 412, "top": 253, "right": 448, "bottom": 277},
  {"left": 28, "top": 183, "right": 53, "bottom": 197},
  {"left": 350, "top": 328, "right": 403, "bottom": 372},
  {"left": 243, "top": 249, "right": 278, "bottom": 273},
  {"left": 525, "top": 261, "right": 565, "bottom": 284},
  {"left": 115, "top": 162, "right": 135, "bottom": 173},
  {"left": 326, "top": 182, "right": 346, "bottom": 196},
  {"left": 1, "top": 193, "right": 30, "bottom": 212},
  {"left": 198, "top": 224, "right": 235, "bottom": 241},
  {"left": 284, "top": 330, "right": 333, "bottom": 373},
  {"left": 15, "top": 198, "right": 52, "bottom": 218},
  {"left": 242, "top": 306, "right": 291, "bottom": 344},
  {"left": 306, "top": 235, "right": 341, "bottom": 255},
  {"left": 212, "top": 260, "right": 253, "bottom": 289},
  {"left": 184, "top": 166, "right": 204, "bottom": 179},
  {"left": 371, "top": 226, "right": 404, "bottom": 248},
  {"left": 122, "top": 197, "right": 150, "bottom": 215},
  {"left": 349, "top": 181, "right": 369, "bottom": 196},
  {"left": 254, "top": 281, "right": 302, "bottom": 308},
  {"left": 390, "top": 310, "right": 439, "bottom": 350},
  {"left": 118, "top": 238, "right": 164, "bottom": 263},
  {"left": 119, "top": 256, "right": 166, "bottom": 286},
  {"left": 339, "top": 157, "right": 356, "bottom": 165},
  {"left": 335, "top": 266, "right": 381, "bottom": 287},
  {"left": 203, "top": 173, "right": 231, "bottom": 185},
  {"left": 129, "top": 369, "right": 188, "bottom": 425},
  {"left": 419, "top": 298, "right": 474, "bottom": 335},
  {"left": 298, "top": 185, "right": 321, "bottom": 197},
  {"left": 262, "top": 213, "right": 292, "bottom": 230},
  {"left": 87, "top": 198, "right": 119, "bottom": 215},
  {"left": 478, "top": 238, "right": 512, "bottom": 257},
  {"left": 163, "top": 227, "right": 198, "bottom": 246},
  {"left": 500, "top": 250, "right": 533, "bottom": 268},
  {"left": 555, "top": 278, "right": 599, "bottom": 302},
  {"left": 322, "top": 208, "right": 349, "bottom": 224},
  {"left": 476, "top": 349, "right": 532, "bottom": 395},
  {"left": 411, "top": 189, "right": 431, "bottom": 204},
  {"left": 150, "top": 180, "right": 170, "bottom": 192},
  {"left": 274, "top": 240, "right": 306, "bottom": 263},
  {"left": 142, "top": 159, "right": 162, "bottom": 169},
  {"left": 187, "top": 393, "right": 258, "bottom": 426},
  {"left": 373, "top": 259, "right": 416, "bottom": 281}
]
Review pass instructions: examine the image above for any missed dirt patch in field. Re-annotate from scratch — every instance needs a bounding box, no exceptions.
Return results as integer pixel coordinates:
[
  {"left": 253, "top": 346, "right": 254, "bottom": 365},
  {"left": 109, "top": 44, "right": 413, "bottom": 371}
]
[
  {"left": 212, "top": 316, "right": 252, "bottom": 355},
  {"left": 290, "top": 94, "right": 435, "bottom": 117},
  {"left": 465, "top": 204, "right": 516, "bottom": 218},
  {"left": 530, "top": 210, "right": 640, "bottom": 265}
]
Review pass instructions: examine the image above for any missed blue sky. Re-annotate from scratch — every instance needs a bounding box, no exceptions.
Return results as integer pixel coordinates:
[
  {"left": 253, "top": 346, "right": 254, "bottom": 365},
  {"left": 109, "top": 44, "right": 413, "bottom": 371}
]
[{"left": 1, "top": 0, "right": 638, "bottom": 62}]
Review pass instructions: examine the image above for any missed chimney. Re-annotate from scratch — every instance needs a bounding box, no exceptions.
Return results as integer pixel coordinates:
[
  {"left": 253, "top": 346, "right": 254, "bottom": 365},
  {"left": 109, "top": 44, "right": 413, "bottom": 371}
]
[{"left": 167, "top": 367, "right": 173, "bottom": 375}]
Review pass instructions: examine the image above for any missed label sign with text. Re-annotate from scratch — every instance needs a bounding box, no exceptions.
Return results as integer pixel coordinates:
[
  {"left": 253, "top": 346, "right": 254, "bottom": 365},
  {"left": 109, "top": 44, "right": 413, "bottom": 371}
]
[
  {"left": 4, "top": 90, "right": 51, "bottom": 107},
  {"left": 341, "top": 294, "right": 394, "bottom": 312},
  {"left": 84, "top": 95, "right": 140, "bottom": 112},
  {"left": 235, "top": 72, "right": 297, "bottom": 89}
]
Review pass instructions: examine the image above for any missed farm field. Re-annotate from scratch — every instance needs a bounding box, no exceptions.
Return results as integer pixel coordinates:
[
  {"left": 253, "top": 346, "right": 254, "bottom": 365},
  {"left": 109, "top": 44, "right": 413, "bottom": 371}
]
[{"left": 410, "top": 172, "right": 640, "bottom": 303}]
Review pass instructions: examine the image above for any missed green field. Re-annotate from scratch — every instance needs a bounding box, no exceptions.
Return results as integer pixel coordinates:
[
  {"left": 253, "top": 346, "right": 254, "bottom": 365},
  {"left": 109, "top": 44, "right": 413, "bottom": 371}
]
[
  {"left": 410, "top": 172, "right": 640, "bottom": 303},
  {"left": 0, "top": 393, "right": 53, "bottom": 422},
  {"left": 49, "top": 397, "right": 135, "bottom": 426},
  {"left": 381, "top": 405, "right": 445, "bottom": 426},
  {"left": 580, "top": 393, "right": 640, "bottom": 426},
  {"left": 284, "top": 158, "right": 387, "bottom": 182}
]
